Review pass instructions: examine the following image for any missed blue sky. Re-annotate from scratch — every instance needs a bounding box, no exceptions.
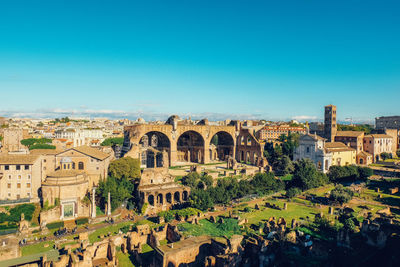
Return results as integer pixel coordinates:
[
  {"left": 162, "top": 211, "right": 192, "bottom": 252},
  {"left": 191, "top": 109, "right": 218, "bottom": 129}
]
[{"left": 0, "top": 0, "right": 399, "bottom": 122}]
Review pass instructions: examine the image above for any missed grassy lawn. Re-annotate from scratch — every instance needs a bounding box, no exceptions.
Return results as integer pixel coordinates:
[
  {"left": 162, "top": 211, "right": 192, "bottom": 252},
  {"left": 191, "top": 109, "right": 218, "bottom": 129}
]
[
  {"left": 116, "top": 251, "right": 136, "bottom": 267},
  {"left": 306, "top": 184, "right": 335, "bottom": 197},
  {"left": 178, "top": 218, "right": 240, "bottom": 238},
  {"left": 89, "top": 221, "right": 134, "bottom": 243},
  {"left": 21, "top": 240, "right": 55, "bottom": 256},
  {"left": 240, "top": 199, "right": 325, "bottom": 225}
]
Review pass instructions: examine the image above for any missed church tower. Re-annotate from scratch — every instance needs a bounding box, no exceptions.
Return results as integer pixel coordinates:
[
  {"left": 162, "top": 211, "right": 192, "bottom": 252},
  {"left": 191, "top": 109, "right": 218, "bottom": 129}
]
[{"left": 324, "top": 105, "right": 337, "bottom": 142}]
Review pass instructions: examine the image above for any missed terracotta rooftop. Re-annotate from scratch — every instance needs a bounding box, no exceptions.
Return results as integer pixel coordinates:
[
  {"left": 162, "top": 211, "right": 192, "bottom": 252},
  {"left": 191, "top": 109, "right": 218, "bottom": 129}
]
[
  {"left": 30, "top": 149, "right": 62, "bottom": 155},
  {"left": 365, "top": 134, "right": 393, "bottom": 139},
  {"left": 335, "top": 131, "right": 364, "bottom": 137},
  {"left": 0, "top": 154, "right": 40, "bottom": 165},
  {"left": 67, "top": 145, "right": 110, "bottom": 160},
  {"left": 325, "top": 142, "right": 356, "bottom": 152}
]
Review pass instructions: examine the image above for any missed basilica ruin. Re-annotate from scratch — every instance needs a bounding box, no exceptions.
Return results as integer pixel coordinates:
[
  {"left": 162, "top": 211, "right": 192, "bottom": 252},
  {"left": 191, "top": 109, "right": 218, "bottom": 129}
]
[{"left": 121, "top": 115, "right": 267, "bottom": 168}]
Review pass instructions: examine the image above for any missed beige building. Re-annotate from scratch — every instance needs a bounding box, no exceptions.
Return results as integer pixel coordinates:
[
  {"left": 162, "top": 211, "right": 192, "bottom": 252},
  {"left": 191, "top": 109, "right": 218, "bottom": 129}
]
[
  {"left": 363, "top": 134, "right": 393, "bottom": 162},
  {"left": 334, "top": 131, "right": 364, "bottom": 153},
  {"left": 0, "top": 128, "right": 28, "bottom": 152},
  {"left": 324, "top": 142, "right": 357, "bottom": 166},
  {"left": 256, "top": 125, "right": 306, "bottom": 141},
  {"left": 41, "top": 162, "right": 90, "bottom": 221},
  {"left": 55, "top": 146, "right": 111, "bottom": 188},
  {"left": 0, "top": 154, "right": 42, "bottom": 202}
]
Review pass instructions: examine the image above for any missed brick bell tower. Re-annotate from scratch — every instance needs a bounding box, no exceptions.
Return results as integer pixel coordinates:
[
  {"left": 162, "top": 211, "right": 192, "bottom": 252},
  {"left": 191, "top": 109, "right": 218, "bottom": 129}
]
[{"left": 324, "top": 105, "right": 337, "bottom": 142}]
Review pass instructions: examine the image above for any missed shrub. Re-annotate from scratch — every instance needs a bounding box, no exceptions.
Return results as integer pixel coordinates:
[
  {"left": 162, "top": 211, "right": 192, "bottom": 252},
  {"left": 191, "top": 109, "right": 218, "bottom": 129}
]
[
  {"left": 330, "top": 185, "right": 354, "bottom": 205},
  {"left": 120, "top": 225, "right": 131, "bottom": 233},
  {"left": 286, "top": 187, "right": 302, "bottom": 198},
  {"left": 397, "top": 149, "right": 400, "bottom": 158},
  {"left": 46, "top": 221, "right": 64, "bottom": 229},
  {"left": 75, "top": 217, "right": 89, "bottom": 225},
  {"left": 243, "top": 207, "right": 251, "bottom": 212}
]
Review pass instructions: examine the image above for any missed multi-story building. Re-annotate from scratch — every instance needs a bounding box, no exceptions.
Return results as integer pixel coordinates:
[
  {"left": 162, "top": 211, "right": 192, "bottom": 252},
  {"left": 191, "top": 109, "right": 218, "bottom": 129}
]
[
  {"left": 294, "top": 134, "right": 357, "bottom": 173},
  {"left": 324, "top": 105, "right": 337, "bottom": 142},
  {"left": 54, "top": 128, "right": 104, "bottom": 147},
  {"left": 363, "top": 134, "right": 393, "bottom": 162},
  {"left": 256, "top": 125, "right": 306, "bottom": 141},
  {"left": 324, "top": 142, "right": 357, "bottom": 166},
  {"left": 55, "top": 146, "right": 111, "bottom": 188},
  {"left": 294, "top": 134, "right": 332, "bottom": 173},
  {"left": 0, "top": 128, "right": 28, "bottom": 152},
  {"left": 375, "top": 116, "right": 400, "bottom": 130},
  {"left": 0, "top": 154, "right": 42, "bottom": 202},
  {"left": 334, "top": 131, "right": 365, "bottom": 153}
]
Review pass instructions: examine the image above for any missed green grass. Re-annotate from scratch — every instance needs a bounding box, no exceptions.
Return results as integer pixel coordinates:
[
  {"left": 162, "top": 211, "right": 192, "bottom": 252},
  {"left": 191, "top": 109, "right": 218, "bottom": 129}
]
[
  {"left": 21, "top": 241, "right": 55, "bottom": 256},
  {"left": 240, "top": 198, "right": 325, "bottom": 225},
  {"left": 141, "top": 243, "right": 153, "bottom": 253},
  {"left": 178, "top": 218, "right": 240, "bottom": 238},
  {"left": 89, "top": 221, "right": 133, "bottom": 243},
  {"left": 116, "top": 251, "right": 136, "bottom": 267},
  {"left": 96, "top": 206, "right": 104, "bottom": 216}
]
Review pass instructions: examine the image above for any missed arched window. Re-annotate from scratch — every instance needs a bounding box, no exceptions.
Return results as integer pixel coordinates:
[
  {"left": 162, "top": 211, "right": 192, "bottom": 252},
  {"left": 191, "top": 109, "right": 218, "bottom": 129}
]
[
  {"left": 72, "top": 162, "right": 75, "bottom": 169},
  {"left": 78, "top": 162, "right": 84, "bottom": 170}
]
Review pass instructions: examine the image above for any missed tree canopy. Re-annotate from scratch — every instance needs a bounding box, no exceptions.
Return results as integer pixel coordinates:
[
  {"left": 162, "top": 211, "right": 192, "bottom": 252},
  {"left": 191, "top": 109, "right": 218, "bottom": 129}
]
[
  {"left": 21, "top": 138, "right": 53, "bottom": 150},
  {"left": 97, "top": 176, "right": 134, "bottom": 211},
  {"left": 328, "top": 165, "right": 373, "bottom": 182},
  {"left": 101, "top": 137, "right": 124, "bottom": 147},
  {"left": 290, "top": 158, "right": 328, "bottom": 190},
  {"left": 108, "top": 157, "right": 141, "bottom": 180},
  {"left": 330, "top": 185, "right": 354, "bottom": 205}
]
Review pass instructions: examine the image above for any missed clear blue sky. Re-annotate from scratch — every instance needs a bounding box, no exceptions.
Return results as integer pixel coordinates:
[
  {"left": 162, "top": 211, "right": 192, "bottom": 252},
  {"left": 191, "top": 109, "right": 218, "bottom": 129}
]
[{"left": 0, "top": 0, "right": 399, "bottom": 122}]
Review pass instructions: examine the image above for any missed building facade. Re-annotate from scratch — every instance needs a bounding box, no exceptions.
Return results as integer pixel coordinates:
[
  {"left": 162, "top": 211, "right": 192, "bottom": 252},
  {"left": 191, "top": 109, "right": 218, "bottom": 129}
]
[
  {"left": 256, "top": 125, "right": 306, "bottom": 141},
  {"left": 294, "top": 134, "right": 332, "bottom": 173},
  {"left": 363, "top": 134, "right": 393, "bottom": 162},
  {"left": 0, "top": 155, "right": 42, "bottom": 202},
  {"left": 334, "top": 131, "right": 364, "bottom": 153},
  {"left": 375, "top": 116, "right": 400, "bottom": 130}
]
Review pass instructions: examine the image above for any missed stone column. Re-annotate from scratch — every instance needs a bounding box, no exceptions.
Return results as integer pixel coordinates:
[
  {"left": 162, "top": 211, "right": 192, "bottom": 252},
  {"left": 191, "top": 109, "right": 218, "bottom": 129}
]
[
  {"left": 203, "top": 142, "right": 210, "bottom": 164},
  {"left": 107, "top": 192, "right": 111, "bottom": 216},
  {"left": 91, "top": 187, "right": 96, "bottom": 218},
  {"left": 170, "top": 141, "right": 178, "bottom": 166}
]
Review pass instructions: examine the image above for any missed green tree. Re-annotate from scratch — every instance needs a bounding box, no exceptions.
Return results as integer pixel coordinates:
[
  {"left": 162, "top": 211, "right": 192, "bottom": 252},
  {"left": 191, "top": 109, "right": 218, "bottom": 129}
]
[
  {"left": 189, "top": 189, "right": 214, "bottom": 211},
  {"left": 181, "top": 172, "right": 201, "bottom": 188},
  {"left": 21, "top": 138, "right": 52, "bottom": 149},
  {"left": 273, "top": 155, "right": 294, "bottom": 176},
  {"left": 291, "top": 158, "right": 328, "bottom": 190},
  {"left": 330, "top": 185, "right": 354, "bottom": 205},
  {"left": 101, "top": 137, "right": 124, "bottom": 147},
  {"left": 286, "top": 187, "right": 301, "bottom": 198},
  {"left": 380, "top": 152, "right": 392, "bottom": 161},
  {"left": 358, "top": 167, "right": 373, "bottom": 179},
  {"left": 97, "top": 176, "right": 134, "bottom": 211},
  {"left": 108, "top": 157, "right": 140, "bottom": 180}
]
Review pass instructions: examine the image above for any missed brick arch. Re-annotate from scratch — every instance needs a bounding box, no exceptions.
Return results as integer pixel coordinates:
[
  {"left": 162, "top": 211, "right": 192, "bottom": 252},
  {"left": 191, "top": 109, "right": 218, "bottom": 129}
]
[{"left": 177, "top": 130, "right": 205, "bottom": 163}]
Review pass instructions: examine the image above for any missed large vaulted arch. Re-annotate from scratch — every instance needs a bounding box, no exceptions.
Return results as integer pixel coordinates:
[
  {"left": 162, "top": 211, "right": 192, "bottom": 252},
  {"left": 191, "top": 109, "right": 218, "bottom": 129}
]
[
  {"left": 177, "top": 131, "right": 204, "bottom": 163},
  {"left": 139, "top": 131, "right": 171, "bottom": 168},
  {"left": 209, "top": 131, "right": 235, "bottom": 161}
]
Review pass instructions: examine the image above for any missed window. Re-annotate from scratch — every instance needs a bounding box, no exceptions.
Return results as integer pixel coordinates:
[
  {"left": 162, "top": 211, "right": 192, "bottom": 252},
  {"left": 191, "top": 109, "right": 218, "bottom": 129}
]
[
  {"left": 27, "top": 183, "right": 31, "bottom": 188},
  {"left": 306, "top": 147, "right": 310, "bottom": 153},
  {"left": 18, "top": 175, "right": 21, "bottom": 179},
  {"left": 8, "top": 193, "right": 11, "bottom": 197},
  {"left": 8, "top": 175, "right": 11, "bottom": 179},
  {"left": 17, "top": 183, "right": 21, "bottom": 188},
  {"left": 24, "top": 165, "right": 29, "bottom": 170},
  {"left": 28, "top": 175, "right": 31, "bottom": 179},
  {"left": 78, "top": 162, "right": 84, "bottom": 170},
  {"left": 7, "top": 183, "right": 11, "bottom": 189},
  {"left": 27, "top": 193, "right": 31, "bottom": 197},
  {"left": 43, "top": 159, "right": 47, "bottom": 163},
  {"left": 16, "top": 165, "right": 21, "bottom": 170},
  {"left": 16, "top": 194, "right": 20, "bottom": 199},
  {"left": 5, "top": 165, "right": 9, "bottom": 170}
]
